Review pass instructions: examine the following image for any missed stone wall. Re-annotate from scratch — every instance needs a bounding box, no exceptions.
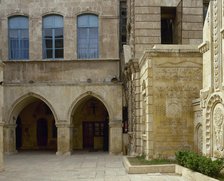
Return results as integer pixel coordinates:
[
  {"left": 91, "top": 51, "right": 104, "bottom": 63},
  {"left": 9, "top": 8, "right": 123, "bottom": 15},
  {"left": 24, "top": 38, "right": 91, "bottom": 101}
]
[
  {"left": 192, "top": 99, "right": 203, "bottom": 154},
  {"left": 3, "top": 60, "right": 120, "bottom": 84},
  {"left": 0, "top": 0, "right": 119, "bottom": 61},
  {"left": 0, "top": 0, "right": 123, "bottom": 155},
  {"left": 199, "top": 0, "right": 224, "bottom": 158},
  {"left": 139, "top": 45, "right": 202, "bottom": 159},
  {"left": 0, "top": 57, "right": 4, "bottom": 170},
  {"left": 127, "top": 0, "right": 203, "bottom": 58}
]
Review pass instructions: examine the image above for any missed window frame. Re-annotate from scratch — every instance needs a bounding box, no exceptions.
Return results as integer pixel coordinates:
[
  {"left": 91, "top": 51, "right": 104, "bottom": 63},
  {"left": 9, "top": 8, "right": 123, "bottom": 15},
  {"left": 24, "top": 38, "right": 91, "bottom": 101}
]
[
  {"left": 42, "top": 15, "right": 64, "bottom": 60},
  {"left": 77, "top": 14, "right": 99, "bottom": 59},
  {"left": 8, "top": 16, "right": 29, "bottom": 60}
]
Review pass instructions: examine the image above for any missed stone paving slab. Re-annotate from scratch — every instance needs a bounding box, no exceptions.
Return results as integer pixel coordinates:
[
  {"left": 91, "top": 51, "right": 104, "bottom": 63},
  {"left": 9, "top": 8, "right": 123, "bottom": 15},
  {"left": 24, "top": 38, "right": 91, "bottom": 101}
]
[{"left": 0, "top": 151, "right": 188, "bottom": 181}]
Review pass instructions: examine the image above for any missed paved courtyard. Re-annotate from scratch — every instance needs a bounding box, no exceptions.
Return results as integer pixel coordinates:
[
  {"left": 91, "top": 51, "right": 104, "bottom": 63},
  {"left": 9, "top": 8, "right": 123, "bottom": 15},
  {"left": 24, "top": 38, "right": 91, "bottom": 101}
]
[{"left": 0, "top": 151, "right": 187, "bottom": 181}]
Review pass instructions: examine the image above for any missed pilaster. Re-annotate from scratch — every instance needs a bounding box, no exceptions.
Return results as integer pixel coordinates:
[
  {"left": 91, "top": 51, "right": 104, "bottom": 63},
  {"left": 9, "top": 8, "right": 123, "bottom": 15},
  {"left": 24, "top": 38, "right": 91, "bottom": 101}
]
[
  {"left": 56, "top": 122, "right": 73, "bottom": 156},
  {"left": 4, "top": 124, "right": 17, "bottom": 155},
  {"left": 0, "top": 122, "right": 4, "bottom": 171},
  {"left": 109, "top": 120, "right": 123, "bottom": 154}
]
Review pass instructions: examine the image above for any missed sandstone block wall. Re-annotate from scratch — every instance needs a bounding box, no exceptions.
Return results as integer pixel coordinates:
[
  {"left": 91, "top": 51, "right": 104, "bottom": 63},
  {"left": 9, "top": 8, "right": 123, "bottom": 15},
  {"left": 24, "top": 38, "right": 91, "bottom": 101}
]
[
  {"left": 0, "top": 57, "right": 4, "bottom": 170},
  {"left": 127, "top": 0, "right": 203, "bottom": 59},
  {"left": 139, "top": 45, "right": 202, "bottom": 159},
  {"left": 0, "top": 0, "right": 119, "bottom": 61},
  {"left": 199, "top": 0, "right": 224, "bottom": 158}
]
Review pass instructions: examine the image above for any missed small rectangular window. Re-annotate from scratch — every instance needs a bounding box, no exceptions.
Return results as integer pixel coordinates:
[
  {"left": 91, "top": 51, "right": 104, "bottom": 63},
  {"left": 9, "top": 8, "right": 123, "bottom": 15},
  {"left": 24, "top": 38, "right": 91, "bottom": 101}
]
[{"left": 161, "top": 7, "right": 176, "bottom": 44}]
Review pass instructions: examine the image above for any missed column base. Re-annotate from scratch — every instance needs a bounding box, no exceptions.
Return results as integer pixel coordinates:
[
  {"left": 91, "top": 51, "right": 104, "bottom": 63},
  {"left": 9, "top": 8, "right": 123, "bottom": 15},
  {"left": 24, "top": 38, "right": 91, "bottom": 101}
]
[
  {"left": 109, "top": 151, "right": 123, "bottom": 155},
  {"left": 0, "top": 166, "right": 4, "bottom": 172},
  {"left": 56, "top": 151, "right": 71, "bottom": 156},
  {"left": 4, "top": 150, "right": 18, "bottom": 155}
]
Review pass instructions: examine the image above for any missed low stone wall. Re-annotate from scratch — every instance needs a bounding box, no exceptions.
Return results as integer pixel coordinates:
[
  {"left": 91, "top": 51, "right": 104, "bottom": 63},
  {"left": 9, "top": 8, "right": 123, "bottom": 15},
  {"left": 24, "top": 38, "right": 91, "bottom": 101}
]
[
  {"left": 123, "top": 157, "right": 176, "bottom": 174},
  {"left": 175, "top": 165, "right": 218, "bottom": 181},
  {"left": 123, "top": 157, "right": 219, "bottom": 181}
]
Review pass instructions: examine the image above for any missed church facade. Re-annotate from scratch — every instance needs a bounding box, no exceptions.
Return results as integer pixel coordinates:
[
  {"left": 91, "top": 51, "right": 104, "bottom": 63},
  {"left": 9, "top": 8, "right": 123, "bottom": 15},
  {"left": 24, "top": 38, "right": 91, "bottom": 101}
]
[{"left": 0, "top": 0, "right": 220, "bottom": 170}]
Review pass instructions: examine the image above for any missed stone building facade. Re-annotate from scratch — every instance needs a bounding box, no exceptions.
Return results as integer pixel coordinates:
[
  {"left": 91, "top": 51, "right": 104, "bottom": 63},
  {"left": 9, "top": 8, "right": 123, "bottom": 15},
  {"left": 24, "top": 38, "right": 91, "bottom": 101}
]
[
  {"left": 0, "top": 0, "right": 219, "bottom": 170},
  {"left": 123, "top": 0, "right": 206, "bottom": 159},
  {"left": 0, "top": 0, "right": 123, "bottom": 159},
  {"left": 199, "top": 0, "right": 224, "bottom": 159}
]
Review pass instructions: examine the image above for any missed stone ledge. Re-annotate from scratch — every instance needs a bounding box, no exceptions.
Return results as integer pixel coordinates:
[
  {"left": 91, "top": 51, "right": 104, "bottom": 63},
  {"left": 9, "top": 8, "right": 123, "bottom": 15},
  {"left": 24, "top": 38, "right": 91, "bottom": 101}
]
[
  {"left": 123, "top": 157, "right": 176, "bottom": 174},
  {"left": 175, "top": 165, "right": 218, "bottom": 181},
  {"left": 123, "top": 157, "right": 219, "bottom": 181}
]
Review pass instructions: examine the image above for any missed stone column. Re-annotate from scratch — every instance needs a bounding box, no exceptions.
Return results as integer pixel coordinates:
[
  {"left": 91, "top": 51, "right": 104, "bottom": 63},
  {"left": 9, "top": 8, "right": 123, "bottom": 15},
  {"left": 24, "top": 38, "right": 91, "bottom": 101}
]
[
  {"left": 56, "top": 122, "right": 73, "bottom": 156},
  {"left": 0, "top": 123, "right": 4, "bottom": 171},
  {"left": 109, "top": 120, "right": 123, "bottom": 154},
  {"left": 4, "top": 124, "right": 17, "bottom": 155}
]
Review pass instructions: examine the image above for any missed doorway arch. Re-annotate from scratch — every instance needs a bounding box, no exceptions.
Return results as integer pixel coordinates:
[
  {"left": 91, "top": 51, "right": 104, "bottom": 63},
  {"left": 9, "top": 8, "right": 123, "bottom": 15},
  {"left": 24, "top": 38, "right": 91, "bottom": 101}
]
[
  {"left": 71, "top": 95, "right": 109, "bottom": 152},
  {"left": 6, "top": 93, "right": 57, "bottom": 153}
]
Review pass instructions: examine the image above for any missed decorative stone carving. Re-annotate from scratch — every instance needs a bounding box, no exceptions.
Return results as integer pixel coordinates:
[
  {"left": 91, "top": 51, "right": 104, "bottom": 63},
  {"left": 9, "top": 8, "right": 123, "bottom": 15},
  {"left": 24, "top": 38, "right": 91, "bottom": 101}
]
[
  {"left": 166, "top": 97, "right": 182, "bottom": 118},
  {"left": 200, "top": 88, "right": 212, "bottom": 108},
  {"left": 213, "top": 103, "right": 224, "bottom": 152},
  {"left": 197, "top": 124, "right": 203, "bottom": 154},
  {"left": 198, "top": 41, "right": 209, "bottom": 54},
  {"left": 205, "top": 94, "right": 223, "bottom": 156},
  {"left": 213, "top": 0, "right": 220, "bottom": 90}
]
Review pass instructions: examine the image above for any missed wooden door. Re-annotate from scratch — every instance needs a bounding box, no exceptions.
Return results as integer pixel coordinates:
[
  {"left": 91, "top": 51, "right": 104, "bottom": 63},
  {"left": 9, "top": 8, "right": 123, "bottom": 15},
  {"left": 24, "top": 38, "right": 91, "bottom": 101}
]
[
  {"left": 37, "top": 119, "right": 48, "bottom": 147},
  {"left": 83, "top": 122, "right": 94, "bottom": 149}
]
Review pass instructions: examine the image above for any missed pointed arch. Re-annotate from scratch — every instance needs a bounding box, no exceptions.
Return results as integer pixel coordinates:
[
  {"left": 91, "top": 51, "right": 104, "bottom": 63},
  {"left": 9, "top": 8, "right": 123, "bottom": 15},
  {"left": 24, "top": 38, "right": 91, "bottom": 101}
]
[
  {"left": 68, "top": 92, "right": 112, "bottom": 124},
  {"left": 7, "top": 92, "right": 58, "bottom": 124}
]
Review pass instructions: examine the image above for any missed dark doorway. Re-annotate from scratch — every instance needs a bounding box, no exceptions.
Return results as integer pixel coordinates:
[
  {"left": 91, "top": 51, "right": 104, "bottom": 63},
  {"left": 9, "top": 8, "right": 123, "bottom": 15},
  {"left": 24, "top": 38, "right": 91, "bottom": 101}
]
[
  {"left": 16, "top": 116, "right": 22, "bottom": 150},
  {"left": 83, "top": 122, "right": 94, "bottom": 149},
  {"left": 37, "top": 119, "right": 48, "bottom": 147}
]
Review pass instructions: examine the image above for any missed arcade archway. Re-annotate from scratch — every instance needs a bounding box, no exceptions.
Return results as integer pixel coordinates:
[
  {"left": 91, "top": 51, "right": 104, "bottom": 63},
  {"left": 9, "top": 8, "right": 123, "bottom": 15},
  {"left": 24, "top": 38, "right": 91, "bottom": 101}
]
[
  {"left": 72, "top": 96, "right": 109, "bottom": 151},
  {"left": 5, "top": 95, "right": 58, "bottom": 153},
  {"left": 15, "top": 100, "right": 57, "bottom": 151}
]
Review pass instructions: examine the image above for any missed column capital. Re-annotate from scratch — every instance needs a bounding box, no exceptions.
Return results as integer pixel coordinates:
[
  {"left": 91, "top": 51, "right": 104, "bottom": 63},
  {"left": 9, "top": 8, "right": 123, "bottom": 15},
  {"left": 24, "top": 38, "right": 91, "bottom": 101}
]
[
  {"left": 4, "top": 123, "right": 16, "bottom": 128},
  {"left": 109, "top": 120, "right": 122, "bottom": 128},
  {"left": 56, "top": 121, "right": 73, "bottom": 128}
]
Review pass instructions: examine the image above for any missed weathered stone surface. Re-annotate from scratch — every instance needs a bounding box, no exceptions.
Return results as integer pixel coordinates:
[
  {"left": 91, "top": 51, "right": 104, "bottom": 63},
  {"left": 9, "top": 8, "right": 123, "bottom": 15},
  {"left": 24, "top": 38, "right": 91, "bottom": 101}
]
[
  {"left": 0, "top": 0, "right": 123, "bottom": 156},
  {"left": 0, "top": 62, "right": 3, "bottom": 171},
  {"left": 127, "top": 0, "right": 203, "bottom": 59},
  {"left": 199, "top": 0, "right": 224, "bottom": 158}
]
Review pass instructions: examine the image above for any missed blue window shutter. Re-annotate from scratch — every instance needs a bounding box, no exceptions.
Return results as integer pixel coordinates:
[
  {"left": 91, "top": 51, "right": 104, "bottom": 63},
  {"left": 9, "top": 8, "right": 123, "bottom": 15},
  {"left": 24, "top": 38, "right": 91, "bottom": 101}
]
[
  {"left": 8, "top": 16, "right": 29, "bottom": 60},
  {"left": 77, "top": 14, "right": 99, "bottom": 59},
  {"left": 43, "top": 15, "right": 64, "bottom": 59}
]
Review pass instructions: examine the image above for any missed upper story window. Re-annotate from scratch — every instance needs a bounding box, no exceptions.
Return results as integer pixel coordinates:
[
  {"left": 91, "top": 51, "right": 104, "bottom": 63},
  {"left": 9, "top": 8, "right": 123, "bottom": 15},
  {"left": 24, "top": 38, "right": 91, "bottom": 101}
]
[
  {"left": 43, "top": 15, "right": 64, "bottom": 59},
  {"left": 161, "top": 7, "right": 176, "bottom": 44},
  {"left": 203, "top": 0, "right": 209, "bottom": 23},
  {"left": 8, "top": 16, "right": 29, "bottom": 60},
  {"left": 77, "top": 14, "right": 99, "bottom": 59}
]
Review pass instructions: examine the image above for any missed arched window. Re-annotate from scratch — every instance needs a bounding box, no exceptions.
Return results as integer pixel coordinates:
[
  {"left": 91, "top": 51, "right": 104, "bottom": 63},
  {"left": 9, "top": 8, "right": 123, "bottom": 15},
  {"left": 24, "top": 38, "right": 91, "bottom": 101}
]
[
  {"left": 77, "top": 14, "right": 99, "bottom": 59},
  {"left": 8, "top": 16, "right": 29, "bottom": 60},
  {"left": 43, "top": 15, "right": 64, "bottom": 59}
]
